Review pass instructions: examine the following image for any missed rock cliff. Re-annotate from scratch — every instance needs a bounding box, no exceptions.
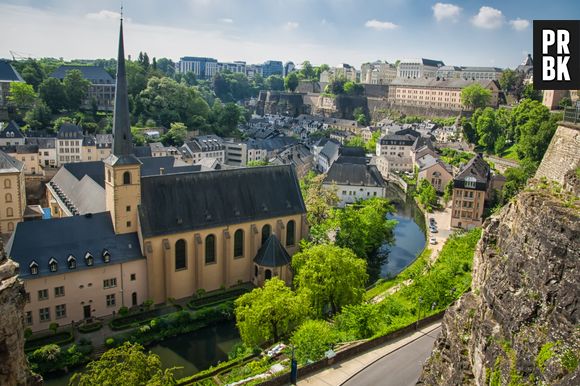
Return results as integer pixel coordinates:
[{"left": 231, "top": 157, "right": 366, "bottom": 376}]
[
  {"left": 419, "top": 180, "right": 579, "bottom": 385},
  {"left": 0, "top": 241, "right": 38, "bottom": 385}
]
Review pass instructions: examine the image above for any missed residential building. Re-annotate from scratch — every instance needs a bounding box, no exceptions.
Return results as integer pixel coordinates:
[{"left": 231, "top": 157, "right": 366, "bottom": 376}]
[
  {"left": 450, "top": 154, "right": 490, "bottom": 229},
  {"left": 3, "top": 144, "right": 41, "bottom": 175},
  {"left": 55, "top": 123, "right": 83, "bottom": 165},
  {"left": 27, "top": 137, "right": 57, "bottom": 168},
  {"left": 50, "top": 65, "right": 115, "bottom": 111},
  {"left": 313, "top": 138, "right": 340, "bottom": 173},
  {"left": 270, "top": 143, "right": 313, "bottom": 178},
  {"left": 180, "top": 135, "right": 226, "bottom": 164},
  {"left": 323, "top": 156, "right": 385, "bottom": 207},
  {"left": 388, "top": 78, "right": 500, "bottom": 110},
  {"left": 218, "top": 61, "right": 247, "bottom": 74},
  {"left": 397, "top": 58, "right": 445, "bottom": 79},
  {"left": 11, "top": 20, "right": 307, "bottom": 332},
  {"left": 0, "top": 60, "right": 24, "bottom": 108},
  {"left": 223, "top": 139, "right": 267, "bottom": 166},
  {"left": 284, "top": 61, "right": 295, "bottom": 77},
  {"left": 262, "top": 61, "right": 283, "bottom": 77},
  {"left": 0, "top": 121, "right": 25, "bottom": 146},
  {"left": 361, "top": 61, "right": 397, "bottom": 84},
  {"left": 177, "top": 57, "right": 219, "bottom": 78},
  {"left": 320, "top": 64, "right": 357, "bottom": 82},
  {"left": 416, "top": 154, "right": 453, "bottom": 193},
  {"left": 516, "top": 54, "right": 534, "bottom": 83},
  {"left": 245, "top": 64, "right": 263, "bottom": 78},
  {"left": 436, "top": 66, "right": 503, "bottom": 81},
  {"left": 0, "top": 150, "right": 26, "bottom": 236}
]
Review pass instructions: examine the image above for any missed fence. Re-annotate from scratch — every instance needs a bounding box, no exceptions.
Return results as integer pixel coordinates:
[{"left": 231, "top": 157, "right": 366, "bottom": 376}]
[{"left": 563, "top": 106, "right": 580, "bottom": 124}]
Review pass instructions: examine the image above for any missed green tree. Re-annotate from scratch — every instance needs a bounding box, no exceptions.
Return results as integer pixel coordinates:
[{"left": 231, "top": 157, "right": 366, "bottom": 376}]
[
  {"left": 416, "top": 179, "right": 438, "bottom": 212},
  {"left": 460, "top": 83, "right": 492, "bottom": 110},
  {"left": 366, "top": 130, "right": 381, "bottom": 153},
  {"left": 521, "top": 83, "right": 542, "bottom": 102},
  {"left": 558, "top": 97, "right": 572, "bottom": 109},
  {"left": 126, "top": 61, "right": 149, "bottom": 97},
  {"left": 326, "top": 77, "right": 346, "bottom": 95},
  {"left": 512, "top": 99, "right": 556, "bottom": 163},
  {"left": 14, "top": 59, "right": 46, "bottom": 90},
  {"left": 344, "top": 81, "right": 364, "bottom": 96},
  {"left": 473, "top": 107, "right": 500, "bottom": 151},
  {"left": 302, "top": 174, "right": 339, "bottom": 227},
  {"left": 353, "top": 106, "right": 368, "bottom": 125},
  {"left": 499, "top": 69, "right": 517, "bottom": 92},
  {"left": 63, "top": 69, "right": 90, "bottom": 111},
  {"left": 217, "top": 103, "right": 242, "bottom": 136},
  {"left": 284, "top": 72, "right": 299, "bottom": 92},
  {"left": 8, "top": 82, "right": 36, "bottom": 111},
  {"left": 335, "top": 303, "right": 382, "bottom": 340},
  {"left": 163, "top": 122, "right": 187, "bottom": 146},
  {"left": 443, "top": 180, "right": 454, "bottom": 205},
  {"left": 39, "top": 77, "right": 67, "bottom": 113},
  {"left": 290, "top": 320, "right": 338, "bottom": 364},
  {"left": 345, "top": 135, "right": 365, "bottom": 148},
  {"left": 293, "top": 244, "right": 368, "bottom": 315},
  {"left": 69, "top": 342, "right": 176, "bottom": 386},
  {"left": 300, "top": 61, "right": 315, "bottom": 80},
  {"left": 265, "top": 75, "right": 284, "bottom": 91},
  {"left": 234, "top": 277, "right": 310, "bottom": 346}
]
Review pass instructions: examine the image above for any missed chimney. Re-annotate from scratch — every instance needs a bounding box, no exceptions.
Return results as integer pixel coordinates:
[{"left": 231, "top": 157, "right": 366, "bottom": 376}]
[{"left": 159, "top": 167, "right": 165, "bottom": 175}]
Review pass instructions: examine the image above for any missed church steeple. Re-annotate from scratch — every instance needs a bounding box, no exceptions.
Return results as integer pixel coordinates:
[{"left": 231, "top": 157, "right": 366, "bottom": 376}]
[{"left": 112, "top": 18, "right": 134, "bottom": 158}]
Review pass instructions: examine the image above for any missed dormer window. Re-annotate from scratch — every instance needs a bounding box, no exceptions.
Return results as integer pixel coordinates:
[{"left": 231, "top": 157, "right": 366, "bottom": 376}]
[
  {"left": 103, "top": 250, "right": 111, "bottom": 263},
  {"left": 85, "top": 252, "right": 94, "bottom": 266},
  {"left": 67, "top": 255, "right": 76, "bottom": 269},
  {"left": 48, "top": 258, "right": 58, "bottom": 272},
  {"left": 464, "top": 176, "right": 476, "bottom": 189},
  {"left": 30, "top": 261, "right": 39, "bottom": 275}
]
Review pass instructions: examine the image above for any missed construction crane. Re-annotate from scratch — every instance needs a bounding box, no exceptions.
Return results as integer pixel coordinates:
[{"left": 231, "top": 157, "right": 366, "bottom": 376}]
[{"left": 9, "top": 50, "right": 35, "bottom": 61}]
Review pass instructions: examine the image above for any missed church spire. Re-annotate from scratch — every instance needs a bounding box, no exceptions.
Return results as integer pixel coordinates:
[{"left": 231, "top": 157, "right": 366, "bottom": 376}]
[{"left": 112, "top": 17, "right": 133, "bottom": 157}]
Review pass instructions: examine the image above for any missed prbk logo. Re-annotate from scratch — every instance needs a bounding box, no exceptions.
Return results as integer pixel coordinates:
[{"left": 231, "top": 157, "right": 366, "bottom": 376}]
[{"left": 534, "top": 20, "right": 580, "bottom": 90}]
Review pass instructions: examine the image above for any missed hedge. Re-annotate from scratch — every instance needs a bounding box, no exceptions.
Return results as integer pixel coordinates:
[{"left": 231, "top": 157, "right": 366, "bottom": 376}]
[
  {"left": 109, "top": 305, "right": 181, "bottom": 331},
  {"left": 78, "top": 321, "right": 103, "bottom": 333},
  {"left": 25, "top": 331, "right": 74, "bottom": 352},
  {"left": 187, "top": 286, "right": 251, "bottom": 310}
]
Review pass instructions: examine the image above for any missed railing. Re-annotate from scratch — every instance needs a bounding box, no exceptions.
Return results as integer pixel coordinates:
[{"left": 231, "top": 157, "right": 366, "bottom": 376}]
[{"left": 563, "top": 106, "right": 580, "bottom": 124}]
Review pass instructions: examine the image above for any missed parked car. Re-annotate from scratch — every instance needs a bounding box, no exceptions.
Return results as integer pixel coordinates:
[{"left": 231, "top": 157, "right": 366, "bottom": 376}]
[
  {"left": 429, "top": 217, "right": 436, "bottom": 225},
  {"left": 429, "top": 237, "right": 437, "bottom": 245},
  {"left": 430, "top": 226, "right": 438, "bottom": 233}
]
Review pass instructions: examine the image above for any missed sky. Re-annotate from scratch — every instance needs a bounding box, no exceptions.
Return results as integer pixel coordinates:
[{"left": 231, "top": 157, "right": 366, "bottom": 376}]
[{"left": 1, "top": 0, "right": 579, "bottom": 69}]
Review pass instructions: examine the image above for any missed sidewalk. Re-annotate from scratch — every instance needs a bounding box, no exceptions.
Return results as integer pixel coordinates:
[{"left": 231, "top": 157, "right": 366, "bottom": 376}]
[{"left": 296, "top": 321, "right": 441, "bottom": 386}]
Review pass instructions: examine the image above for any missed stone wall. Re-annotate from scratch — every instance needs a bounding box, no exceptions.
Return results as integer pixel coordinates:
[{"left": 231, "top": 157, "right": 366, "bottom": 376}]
[
  {"left": 0, "top": 241, "right": 38, "bottom": 385},
  {"left": 535, "top": 123, "right": 580, "bottom": 185}
]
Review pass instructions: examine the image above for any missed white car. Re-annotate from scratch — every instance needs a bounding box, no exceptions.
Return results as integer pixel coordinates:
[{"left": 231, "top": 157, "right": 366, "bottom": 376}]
[
  {"left": 429, "top": 237, "right": 437, "bottom": 245},
  {"left": 430, "top": 227, "right": 438, "bottom": 233}
]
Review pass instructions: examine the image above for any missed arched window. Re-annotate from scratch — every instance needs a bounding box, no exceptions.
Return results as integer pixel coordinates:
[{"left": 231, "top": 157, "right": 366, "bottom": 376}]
[
  {"left": 3, "top": 179, "right": 10, "bottom": 189},
  {"left": 5, "top": 193, "right": 12, "bottom": 203},
  {"left": 67, "top": 255, "right": 76, "bottom": 269},
  {"left": 123, "top": 171, "right": 131, "bottom": 185},
  {"left": 107, "top": 170, "right": 112, "bottom": 182},
  {"left": 205, "top": 235, "right": 216, "bottom": 264},
  {"left": 175, "top": 239, "right": 187, "bottom": 270},
  {"left": 7, "top": 222, "right": 14, "bottom": 231},
  {"left": 48, "top": 258, "right": 58, "bottom": 272},
  {"left": 261, "top": 224, "right": 271, "bottom": 244},
  {"left": 234, "top": 229, "right": 244, "bottom": 258},
  {"left": 30, "top": 261, "right": 38, "bottom": 275},
  {"left": 286, "top": 220, "right": 295, "bottom": 246},
  {"left": 265, "top": 269, "right": 272, "bottom": 280},
  {"left": 6, "top": 207, "right": 13, "bottom": 217}
]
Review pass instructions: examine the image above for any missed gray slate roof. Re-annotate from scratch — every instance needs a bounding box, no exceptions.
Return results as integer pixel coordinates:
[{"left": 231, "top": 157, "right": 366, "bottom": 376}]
[
  {"left": 0, "top": 121, "right": 25, "bottom": 139},
  {"left": 454, "top": 153, "right": 490, "bottom": 190},
  {"left": 0, "top": 60, "right": 24, "bottom": 82},
  {"left": 324, "top": 163, "right": 385, "bottom": 187},
  {"left": 0, "top": 149, "right": 23, "bottom": 173},
  {"left": 390, "top": 78, "right": 495, "bottom": 89},
  {"left": 57, "top": 123, "right": 83, "bottom": 139},
  {"left": 253, "top": 234, "right": 291, "bottom": 267},
  {"left": 8, "top": 212, "right": 143, "bottom": 279},
  {"left": 138, "top": 165, "right": 306, "bottom": 238},
  {"left": 50, "top": 65, "right": 114, "bottom": 83}
]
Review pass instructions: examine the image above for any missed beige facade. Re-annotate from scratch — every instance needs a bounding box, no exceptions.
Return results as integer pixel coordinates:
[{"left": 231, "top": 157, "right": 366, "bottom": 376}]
[
  {"left": 450, "top": 187, "right": 486, "bottom": 229},
  {"left": 56, "top": 138, "right": 83, "bottom": 165},
  {"left": 418, "top": 162, "right": 453, "bottom": 193},
  {"left": 23, "top": 258, "right": 148, "bottom": 332},
  {"left": 8, "top": 150, "right": 40, "bottom": 175},
  {"left": 0, "top": 170, "right": 25, "bottom": 235},
  {"left": 105, "top": 162, "right": 141, "bottom": 235},
  {"left": 141, "top": 214, "right": 304, "bottom": 303}
]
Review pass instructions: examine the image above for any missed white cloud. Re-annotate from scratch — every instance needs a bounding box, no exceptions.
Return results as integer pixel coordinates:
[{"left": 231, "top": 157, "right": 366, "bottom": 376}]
[
  {"left": 509, "top": 18, "right": 530, "bottom": 31},
  {"left": 85, "top": 10, "right": 130, "bottom": 22},
  {"left": 365, "top": 19, "right": 398, "bottom": 31},
  {"left": 432, "top": 3, "right": 461, "bottom": 23},
  {"left": 471, "top": 6, "right": 504, "bottom": 29},
  {"left": 284, "top": 21, "right": 299, "bottom": 30},
  {"left": 219, "top": 18, "right": 233, "bottom": 23}
]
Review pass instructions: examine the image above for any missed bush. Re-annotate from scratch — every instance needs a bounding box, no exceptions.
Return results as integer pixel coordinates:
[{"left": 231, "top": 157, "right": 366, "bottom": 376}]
[
  {"left": 24, "top": 328, "right": 32, "bottom": 340},
  {"left": 290, "top": 320, "right": 338, "bottom": 364},
  {"left": 118, "top": 306, "right": 129, "bottom": 316},
  {"left": 105, "top": 338, "right": 116, "bottom": 348},
  {"left": 336, "top": 303, "right": 383, "bottom": 340},
  {"left": 25, "top": 331, "right": 74, "bottom": 352},
  {"left": 78, "top": 321, "right": 103, "bottom": 334}
]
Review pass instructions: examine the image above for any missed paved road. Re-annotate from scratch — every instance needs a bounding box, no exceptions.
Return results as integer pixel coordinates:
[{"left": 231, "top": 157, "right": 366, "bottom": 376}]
[{"left": 341, "top": 327, "right": 441, "bottom": 386}]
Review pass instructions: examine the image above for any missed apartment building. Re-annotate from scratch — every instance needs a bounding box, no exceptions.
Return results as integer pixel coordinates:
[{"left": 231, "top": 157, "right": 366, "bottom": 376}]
[
  {"left": 180, "top": 135, "right": 226, "bottom": 164},
  {"left": 436, "top": 66, "right": 503, "bottom": 81},
  {"left": 361, "top": 61, "right": 397, "bottom": 85},
  {"left": 450, "top": 154, "right": 490, "bottom": 229},
  {"left": 50, "top": 65, "right": 115, "bottom": 111},
  {"left": 397, "top": 58, "right": 445, "bottom": 79},
  {"left": 0, "top": 150, "right": 26, "bottom": 236}
]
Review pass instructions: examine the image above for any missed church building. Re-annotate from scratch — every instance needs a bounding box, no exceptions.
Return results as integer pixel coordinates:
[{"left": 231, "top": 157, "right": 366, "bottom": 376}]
[{"left": 7, "top": 20, "right": 307, "bottom": 332}]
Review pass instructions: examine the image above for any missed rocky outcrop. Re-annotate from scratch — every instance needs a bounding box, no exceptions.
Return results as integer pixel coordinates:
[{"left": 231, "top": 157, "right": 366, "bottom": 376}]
[
  {"left": 419, "top": 185, "right": 579, "bottom": 385},
  {"left": 0, "top": 241, "right": 38, "bottom": 385},
  {"left": 535, "top": 123, "right": 580, "bottom": 186}
]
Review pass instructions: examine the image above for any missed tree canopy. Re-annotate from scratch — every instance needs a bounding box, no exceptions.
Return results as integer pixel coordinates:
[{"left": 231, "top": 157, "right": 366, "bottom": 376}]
[
  {"left": 460, "top": 83, "right": 492, "bottom": 110},
  {"left": 234, "top": 277, "right": 310, "bottom": 346},
  {"left": 293, "top": 244, "right": 368, "bottom": 315}
]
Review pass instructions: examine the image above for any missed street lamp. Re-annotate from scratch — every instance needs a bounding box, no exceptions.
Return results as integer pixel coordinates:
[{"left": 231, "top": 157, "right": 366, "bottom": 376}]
[
  {"left": 416, "top": 296, "right": 423, "bottom": 330},
  {"left": 290, "top": 344, "right": 298, "bottom": 385}
]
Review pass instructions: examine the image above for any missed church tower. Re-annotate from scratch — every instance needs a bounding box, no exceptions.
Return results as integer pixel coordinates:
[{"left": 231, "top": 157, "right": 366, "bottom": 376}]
[{"left": 104, "top": 18, "right": 142, "bottom": 235}]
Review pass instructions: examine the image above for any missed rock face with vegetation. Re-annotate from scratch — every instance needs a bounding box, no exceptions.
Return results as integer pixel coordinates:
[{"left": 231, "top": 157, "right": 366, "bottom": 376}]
[
  {"left": 0, "top": 241, "right": 38, "bottom": 385},
  {"left": 419, "top": 176, "right": 579, "bottom": 385}
]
